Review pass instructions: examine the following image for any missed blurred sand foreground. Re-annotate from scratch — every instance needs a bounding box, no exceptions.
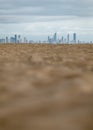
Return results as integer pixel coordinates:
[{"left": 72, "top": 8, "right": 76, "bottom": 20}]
[{"left": 0, "top": 44, "right": 93, "bottom": 130}]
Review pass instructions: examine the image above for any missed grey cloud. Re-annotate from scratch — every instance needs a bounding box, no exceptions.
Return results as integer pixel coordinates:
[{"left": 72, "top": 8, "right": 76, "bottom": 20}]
[
  {"left": 0, "top": 0, "right": 93, "bottom": 23},
  {"left": 0, "top": 15, "right": 78, "bottom": 24}
]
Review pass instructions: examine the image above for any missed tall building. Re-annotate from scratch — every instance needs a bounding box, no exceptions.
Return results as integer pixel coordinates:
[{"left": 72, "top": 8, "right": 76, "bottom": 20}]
[
  {"left": 18, "top": 35, "right": 21, "bottom": 43},
  {"left": 24, "top": 37, "right": 27, "bottom": 43},
  {"left": 67, "top": 34, "right": 69, "bottom": 43},
  {"left": 15, "top": 34, "right": 17, "bottom": 43},
  {"left": 53, "top": 33, "right": 57, "bottom": 43},
  {"left": 73, "top": 33, "right": 76, "bottom": 43},
  {"left": 10, "top": 37, "right": 15, "bottom": 43},
  {"left": 48, "top": 36, "right": 50, "bottom": 43},
  {"left": 6, "top": 36, "right": 8, "bottom": 43},
  {"left": 61, "top": 36, "right": 64, "bottom": 43},
  {"left": 0, "top": 38, "right": 5, "bottom": 43}
]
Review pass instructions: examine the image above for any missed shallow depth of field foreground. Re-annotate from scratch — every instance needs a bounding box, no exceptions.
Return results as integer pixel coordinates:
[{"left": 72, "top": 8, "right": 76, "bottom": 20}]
[{"left": 0, "top": 44, "right": 93, "bottom": 130}]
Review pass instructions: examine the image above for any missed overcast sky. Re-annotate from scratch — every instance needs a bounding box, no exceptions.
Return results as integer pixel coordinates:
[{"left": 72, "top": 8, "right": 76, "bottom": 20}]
[{"left": 0, "top": 0, "right": 93, "bottom": 41}]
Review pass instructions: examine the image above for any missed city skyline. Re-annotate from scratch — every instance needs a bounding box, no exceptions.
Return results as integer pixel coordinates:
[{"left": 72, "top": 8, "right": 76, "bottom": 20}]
[
  {"left": 0, "top": 0, "right": 93, "bottom": 42},
  {"left": 0, "top": 32, "right": 92, "bottom": 44}
]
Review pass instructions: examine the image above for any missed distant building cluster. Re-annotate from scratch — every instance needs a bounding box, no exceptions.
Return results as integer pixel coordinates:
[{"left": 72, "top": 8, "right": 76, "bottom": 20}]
[
  {"left": 48, "top": 33, "right": 77, "bottom": 44},
  {"left": 0, "top": 35, "right": 34, "bottom": 44},
  {"left": 0, "top": 35, "right": 20, "bottom": 44},
  {"left": 0, "top": 33, "right": 92, "bottom": 44}
]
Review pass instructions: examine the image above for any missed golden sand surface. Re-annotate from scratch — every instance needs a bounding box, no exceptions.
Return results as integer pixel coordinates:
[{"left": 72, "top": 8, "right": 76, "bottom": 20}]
[{"left": 0, "top": 44, "right": 93, "bottom": 130}]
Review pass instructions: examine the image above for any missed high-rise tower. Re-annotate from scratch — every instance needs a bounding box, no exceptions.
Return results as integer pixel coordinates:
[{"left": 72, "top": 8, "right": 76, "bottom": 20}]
[
  {"left": 67, "top": 34, "right": 70, "bottom": 43},
  {"left": 6, "top": 36, "right": 8, "bottom": 43},
  {"left": 73, "top": 33, "right": 76, "bottom": 43},
  {"left": 53, "top": 33, "right": 57, "bottom": 43},
  {"left": 15, "top": 34, "right": 17, "bottom": 43}
]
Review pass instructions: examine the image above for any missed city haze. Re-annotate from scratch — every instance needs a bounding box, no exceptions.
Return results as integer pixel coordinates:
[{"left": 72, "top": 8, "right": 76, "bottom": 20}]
[{"left": 0, "top": 0, "right": 93, "bottom": 41}]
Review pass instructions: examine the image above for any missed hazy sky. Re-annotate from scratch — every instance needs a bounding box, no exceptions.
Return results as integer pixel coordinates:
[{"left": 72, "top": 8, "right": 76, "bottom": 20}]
[{"left": 0, "top": 0, "right": 93, "bottom": 41}]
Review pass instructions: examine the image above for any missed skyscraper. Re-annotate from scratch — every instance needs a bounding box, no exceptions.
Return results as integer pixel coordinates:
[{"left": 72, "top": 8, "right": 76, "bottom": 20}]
[
  {"left": 6, "top": 36, "right": 8, "bottom": 43},
  {"left": 67, "top": 34, "right": 69, "bottom": 43},
  {"left": 53, "top": 33, "right": 57, "bottom": 43},
  {"left": 61, "top": 36, "right": 64, "bottom": 43},
  {"left": 10, "top": 37, "right": 15, "bottom": 43},
  {"left": 73, "top": 33, "right": 76, "bottom": 43},
  {"left": 15, "top": 34, "right": 17, "bottom": 43},
  {"left": 48, "top": 36, "right": 50, "bottom": 43},
  {"left": 18, "top": 35, "right": 21, "bottom": 43}
]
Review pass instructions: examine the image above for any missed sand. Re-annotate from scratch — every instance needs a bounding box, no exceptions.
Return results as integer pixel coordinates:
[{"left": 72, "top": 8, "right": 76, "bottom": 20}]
[{"left": 0, "top": 44, "right": 93, "bottom": 130}]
